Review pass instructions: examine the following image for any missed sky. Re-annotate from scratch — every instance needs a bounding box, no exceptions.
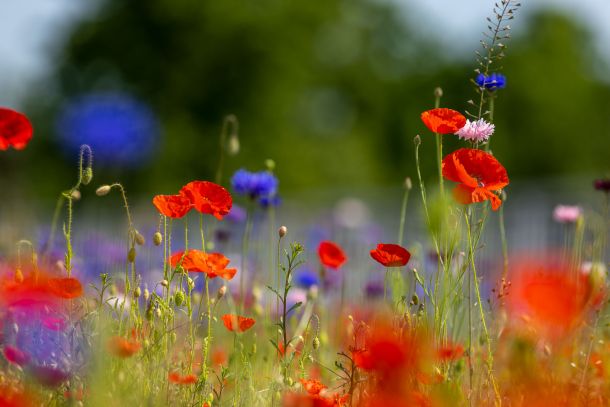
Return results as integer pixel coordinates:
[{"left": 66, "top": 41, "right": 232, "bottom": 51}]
[{"left": 0, "top": 0, "right": 608, "bottom": 106}]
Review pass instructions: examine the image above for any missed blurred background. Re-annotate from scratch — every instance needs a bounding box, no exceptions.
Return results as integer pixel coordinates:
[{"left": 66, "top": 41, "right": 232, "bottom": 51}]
[{"left": 0, "top": 0, "right": 608, "bottom": 248}]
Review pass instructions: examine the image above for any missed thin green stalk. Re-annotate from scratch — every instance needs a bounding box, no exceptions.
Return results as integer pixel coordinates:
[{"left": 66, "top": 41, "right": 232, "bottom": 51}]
[
  {"left": 240, "top": 203, "right": 253, "bottom": 312},
  {"left": 397, "top": 180, "right": 411, "bottom": 246},
  {"left": 465, "top": 210, "right": 500, "bottom": 405}
]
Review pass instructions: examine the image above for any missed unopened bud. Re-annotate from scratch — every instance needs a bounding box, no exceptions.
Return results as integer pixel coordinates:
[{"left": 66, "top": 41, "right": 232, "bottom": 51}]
[
  {"left": 71, "top": 190, "right": 81, "bottom": 200},
  {"left": 135, "top": 231, "right": 145, "bottom": 246},
  {"left": 96, "top": 185, "right": 111, "bottom": 196},
  {"left": 127, "top": 247, "right": 136, "bottom": 263},
  {"left": 187, "top": 277, "right": 194, "bottom": 290},
  {"left": 278, "top": 226, "right": 287, "bottom": 238},
  {"left": 414, "top": 135, "right": 421, "bottom": 146},
  {"left": 134, "top": 287, "right": 141, "bottom": 298},
  {"left": 155, "top": 308, "right": 162, "bottom": 318},
  {"left": 143, "top": 288, "right": 150, "bottom": 301},
  {"left": 153, "top": 232, "right": 163, "bottom": 246},
  {"left": 404, "top": 177, "right": 412, "bottom": 191},
  {"left": 82, "top": 167, "right": 93, "bottom": 185},
  {"left": 312, "top": 337, "right": 320, "bottom": 350},
  {"left": 265, "top": 159, "right": 275, "bottom": 171},
  {"left": 434, "top": 87, "right": 443, "bottom": 98},
  {"left": 217, "top": 285, "right": 227, "bottom": 300},
  {"left": 227, "top": 134, "right": 240, "bottom": 156},
  {"left": 160, "top": 279, "right": 169, "bottom": 288},
  {"left": 174, "top": 291, "right": 185, "bottom": 307}
]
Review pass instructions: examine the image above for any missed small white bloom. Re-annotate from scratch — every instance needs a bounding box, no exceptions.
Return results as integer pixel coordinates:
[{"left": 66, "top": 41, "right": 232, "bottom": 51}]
[{"left": 455, "top": 119, "right": 495, "bottom": 142}]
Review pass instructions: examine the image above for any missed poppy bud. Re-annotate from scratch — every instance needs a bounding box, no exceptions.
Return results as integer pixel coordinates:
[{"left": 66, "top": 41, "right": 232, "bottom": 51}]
[
  {"left": 404, "top": 177, "right": 412, "bottom": 191},
  {"left": 14, "top": 268, "right": 24, "bottom": 283},
  {"left": 434, "top": 87, "right": 443, "bottom": 98},
  {"left": 265, "top": 159, "right": 276, "bottom": 171},
  {"left": 227, "top": 134, "right": 240, "bottom": 156},
  {"left": 174, "top": 291, "right": 185, "bottom": 307},
  {"left": 153, "top": 232, "right": 163, "bottom": 246},
  {"left": 96, "top": 185, "right": 111, "bottom": 196},
  {"left": 127, "top": 247, "right": 136, "bottom": 263},
  {"left": 411, "top": 294, "right": 419, "bottom": 306},
  {"left": 187, "top": 277, "right": 194, "bottom": 290},
  {"left": 284, "top": 377, "right": 293, "bottom": 386},
  {"left": 312, "top": 337, "right": 320, "bottom": 350},
  {"left": 161, "top": 279, "right": 169, "bottom": 288},
  {"left": 414, "top": 135, "right": 421, "bottom": 146},
  {"left": 155, "top": 308, "right": 162, "bottom": 318},
  {"left": 217, "top": 285, "right": 227, "bottom": 300},
  {"left": 143, "top": 288, "right": 150, "bottom": 301},
  {"left": 71, "top": 190, "right": 81, "bottom": 201},
  {"left": 82, "top": 167, "right": 93, "bottom": 185},
  {"left": 134, "top": 287, "right": 141, "bottom": 298},
  {"left": 278, "top": 226, "right": 287, "bottom": 238},
  {"left": 135, "top": 231, "right": 145, "bottom": 246}
]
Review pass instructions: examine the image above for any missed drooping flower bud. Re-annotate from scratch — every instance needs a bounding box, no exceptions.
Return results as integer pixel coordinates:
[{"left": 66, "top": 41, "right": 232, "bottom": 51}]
[
  {"left": 96, "top": 185, "right": 111, "bottom": 196},
  {"left": 217, "top": 285, "right": 227, "bottom": 300},
  {"left": 278, "top": 226, "right": 287, "bottom": 238},
  {"left": 153, "top": 232, "right": 163, "bottom": 246},
  {"left": 134, "top": 231, "right": 145, "bottom": 246},
  {"left": 127, "top": 247, "right": 136, "bottom": 263},
  {"left": 227, "top": 134, "right": 240, "bottom": 156},
  {"left": 134, "top": 287, "right": 141, "bottom": 298},
  {"left": 71, "top": 190, "right": 81, "bottom": 200},
  {"left": 82, "top": 167, "right": 93, "bottom": 185}
]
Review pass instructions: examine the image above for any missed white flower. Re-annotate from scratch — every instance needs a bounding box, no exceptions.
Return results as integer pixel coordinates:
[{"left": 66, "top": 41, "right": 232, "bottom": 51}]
[{"left": 455, "top": 119, "right": 495, "bottom": 142}]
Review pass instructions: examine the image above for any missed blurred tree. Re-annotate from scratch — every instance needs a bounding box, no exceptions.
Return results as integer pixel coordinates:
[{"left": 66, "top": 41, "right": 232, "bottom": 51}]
[{"left": 7, "top": 2, "right": 610, "bottom": 206}]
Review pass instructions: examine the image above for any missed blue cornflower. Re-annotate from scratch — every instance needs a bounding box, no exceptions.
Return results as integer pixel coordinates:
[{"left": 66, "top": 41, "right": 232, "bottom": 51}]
[
  {"left": 56, "top": 92, "right": 159, "bottom": 167},
  {"left": 259, "top": 194, "right": 282, "bottom": 208},
  {"left": 475, "top": 73, "right": 506, "bottom": 90},
  {"left": 231, "top": 169, "right": 278, "bottom": 199},
  {"left": 294, "top": 269, "right": 320, "bottom": 289}
]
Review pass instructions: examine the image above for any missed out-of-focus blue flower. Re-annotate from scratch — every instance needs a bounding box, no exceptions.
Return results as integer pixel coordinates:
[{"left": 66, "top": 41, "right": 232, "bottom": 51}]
[
  {"left": 365, "top": 279, "right": 384, "bottom": 299},
  {"left": 294, "top": 269, "right": 319, "bottom": 289},
  {"left": 475, "top": 73, "right": 506, "bottom": 90},
  {"left": 226, "top": 205, "right": 247, "bottom": 223},
  {"left": 231, "top": 169, "right": 278, "bottom": 200},
  {"left": 259, "top": 194, "right": 282, "bottom": 208},
  {"left": 56, "top": 92, "right": 159, "bottom": 167}
]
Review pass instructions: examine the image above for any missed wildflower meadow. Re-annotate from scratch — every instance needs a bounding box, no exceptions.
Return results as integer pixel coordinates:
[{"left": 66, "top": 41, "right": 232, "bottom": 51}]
[{"left": 1, "top": 1, "right": 610, "bottom": 406}]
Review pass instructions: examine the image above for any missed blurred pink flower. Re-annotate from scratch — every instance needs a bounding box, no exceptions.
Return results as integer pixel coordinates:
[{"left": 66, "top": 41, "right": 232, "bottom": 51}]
[
  {"left": 553, "top": 205, "right": 582, "bottom": 223},
  {"left": 454, "top": 119, "right": 495, "bottom": 142}
]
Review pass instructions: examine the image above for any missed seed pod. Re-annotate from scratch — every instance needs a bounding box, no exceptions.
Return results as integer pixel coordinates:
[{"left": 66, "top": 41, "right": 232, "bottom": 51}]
[
  {"left": 153, "top": 232, "right": 163, "bottom": 246},
  {"left": 95, "top": 185, "right": 111, "bottom": 196}
]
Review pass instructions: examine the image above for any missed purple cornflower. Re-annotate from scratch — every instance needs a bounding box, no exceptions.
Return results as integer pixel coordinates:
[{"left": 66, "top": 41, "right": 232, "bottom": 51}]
[
  {"left": 475, "top": 73, "right": 506, "bottom": 90},
  {"left": 231, "top": 169, "right": 278, "bottom": 200}
]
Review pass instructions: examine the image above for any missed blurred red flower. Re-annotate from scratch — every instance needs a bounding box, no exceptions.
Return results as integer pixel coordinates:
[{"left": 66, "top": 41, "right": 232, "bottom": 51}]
[
  {"left": 47, "top": 277, "right": 83, "bottom": 299},
  {"left": 442, "top": 148, "right": 509, "bottom": 211},
  {"left": 152, "top": 194, "right": 192, "bottom": 218},
  {"left": 170, "top": 250, "right": 237, "bottom": 280},
  {"left": 299, "top": 378, "right": 327, "bottom": 396},
  {"left": 421, "top": 108, "right": 466, "bottom": 134},
  {"left": 318, "top": 241, "right": 347, "bottom": 269},
  {"left": 370, "top": 243, "right": 411, "bottom": 267},
  {"left": 3, "top": 345, "right": 30, "bottom": 366},
  {"left": 108, "top": 336, "right": 141, "bottom": 358},
  {"left": 168, "top": 372, "right": 198, "bottom": 385},
  {"left": 437, "top": 342, "right": 464, "bottom": 361},
  {"left": 0, "top": 108, "right": 33, "bottom": 150},
  {"left": 180, "top": 181, "right": 232, "bottom": 220},
  {"left": 221, "top": 314, "right": 255, "bottom": 332}
]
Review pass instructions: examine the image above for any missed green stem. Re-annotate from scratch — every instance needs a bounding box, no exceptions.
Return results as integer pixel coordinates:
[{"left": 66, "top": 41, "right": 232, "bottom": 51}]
[
  {"left": 240, "top": 203, "right": 253, "bottom": 312},
  {"left": 397, "top": 182, "right": 411, "bottom": 247}
]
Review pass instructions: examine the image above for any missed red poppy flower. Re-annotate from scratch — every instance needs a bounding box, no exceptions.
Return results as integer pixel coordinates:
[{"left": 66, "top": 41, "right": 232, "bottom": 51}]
[
  {"left": 221, "top": 314, "right": 255, "bottom": 332},
  {"left": 318, "top": 241, "right": 347, "bottom": 269},
  {"left": 108, "top": 336, "right": 141, "bottom": 358},
  {"left": 168, "top": 372, "right": 198, "bottom": 385},
  {"left": 3, "top": 345, "right": 30, "bottom": 366},
  {"left": 437, "top": 343, "right": 464, "bottom": 361},
  {"left": 421, "top": 108, "right": 466, "bottom": 134},
  {"left": 442, "top": 148, "right": 509, "bottom": 211},
  {"left": 180, "top": 181, "right": 232, "bottom": 220},
  {"left": 47, "top": 277, "right": 83, "bottom": 299},
  {"left": 170, "top": 250, "right": 237, "bottom": 280},
  {"left": 300, "top": 378, "right": 327, "bottom": 396},
  {"left": 0, "top": 108, "right": 33, "bottom": 150},
  {"left": 152, "top": 194, "right": 192, "bottom": 219},
  {"left": 370, "top": 244, "right": 411, "bottom": 267}
]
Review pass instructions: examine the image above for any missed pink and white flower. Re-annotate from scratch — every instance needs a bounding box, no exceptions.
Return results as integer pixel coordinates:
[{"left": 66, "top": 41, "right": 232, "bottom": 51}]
[{"left": 454, "top": 119, "right": 495, "bottom": 142}]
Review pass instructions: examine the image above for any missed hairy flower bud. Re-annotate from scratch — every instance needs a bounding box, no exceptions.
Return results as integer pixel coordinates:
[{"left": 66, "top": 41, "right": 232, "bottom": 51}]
[
  {"left": 160, "top": 279, "right": 169, "bottom": 288},
  {"left": 434, "top": 87, "right": 443, "bottom": 98},
  {"left": 404, "top": 177, "right": 412, "bottom": 191},
  {"left": 143, "top": 288, "right": 150, "bottom": 301},
  {"left": 153, "top": 232, "right": 163, "bottom": 246},
  {"left": 217, "top": 285, "right": 227, "bottom": 300},
  {"left": 71, "top": 190, "right": 81, "bottom": 201},
  {"left": 227, "top": 134, "right": 240, "bottom": 156},
  {"left": 134, "top": 287, "right": 141, "bottom": 298},
  {"left": 135, "top": 231, "right": 145, "bottom": 246},
  {"left": 82, "top": 167, "right": 93, "bottom": 185},
  {"left": 278, "top": 226, "right": 287, "bottom": 238},
  {"left": 96, "top": 185, "right": 111, "bottom": 196},
  {"left": 312, "top": 337, "right": 320, "bottom": 350},
  {"left": 127, "top": 247, "right": 136, "bottom": 263},
  {"left": 174, "top": 291, "right": 185, "bottom": 307}
]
